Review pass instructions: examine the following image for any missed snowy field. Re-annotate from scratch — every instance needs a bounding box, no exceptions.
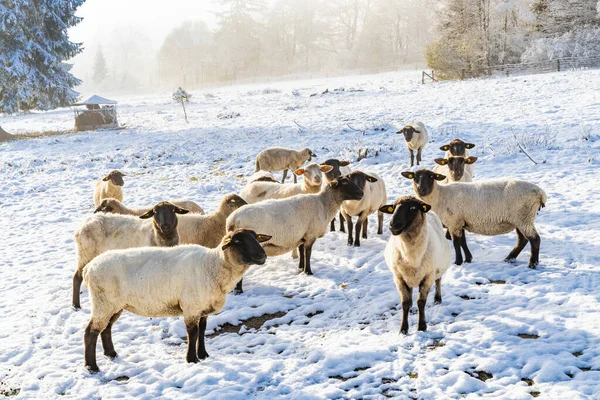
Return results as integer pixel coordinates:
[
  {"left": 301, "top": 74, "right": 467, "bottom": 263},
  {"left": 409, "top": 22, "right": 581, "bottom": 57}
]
[{"left": 1, "top": 70, "right": 600, "bottom": 399}]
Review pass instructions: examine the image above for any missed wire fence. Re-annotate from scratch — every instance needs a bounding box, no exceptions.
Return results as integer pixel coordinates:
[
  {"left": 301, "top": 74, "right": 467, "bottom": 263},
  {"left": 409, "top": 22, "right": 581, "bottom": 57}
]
[{"left": 460, "top": 56, "right": 600, "bottom": 79}]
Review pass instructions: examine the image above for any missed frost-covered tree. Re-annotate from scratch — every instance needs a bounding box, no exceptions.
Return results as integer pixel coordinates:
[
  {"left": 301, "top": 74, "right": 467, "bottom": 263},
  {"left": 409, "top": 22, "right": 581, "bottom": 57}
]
[
  {"left": 532, "top": 0, "right": 599, "bottom": 35},
  {"left": 173, "top": 87, "right": 192, "bottom": 122},
  {"left": 92, "top": 47, "right": 108, "bottom": 85},
  {"left": 0, "top": 0, "right": 85, "bottom": 113}
]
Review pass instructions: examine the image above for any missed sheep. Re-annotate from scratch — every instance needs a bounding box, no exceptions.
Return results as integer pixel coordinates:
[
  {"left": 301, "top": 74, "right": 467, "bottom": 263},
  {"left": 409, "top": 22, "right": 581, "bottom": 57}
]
[
  {"left": 379, "top": 196, "right": 451, "bottom": 334},
  {"left": 94, "top": 198, "right": 205, "bottom": 215},
  {"left": 249, "top": 171, "right": 279, "bottom": 184},
  {"left": 402, "top": 169, "right": 546, "bottom": 269},
  {"left": 94, "top": 170, "right": 125, "bottom": 207},
  {"left": 82, "top": 229, "right": 272, "bottom": 372},
  {"left": 397, "top": 122, "right": 428, "bottom": 167},
  {"left": 226, "top": 172, "right": 367, "bottom": 294},
  {"left": 432, "top": 156, "right": 478, "bottom": 183},
  {"left": 177, "top": 194, "right": 247, "bottom": 249},
  {"left": 240, "top": 163, "right": 332, "bottom": 204},
  {"left": 439, "top": 139, "right": 476, "bottom": 177},
  {"left": 255, "top": 147, "right": 317, "bottom": 183},
  {"left": 72, "top": 202, "right": 189, "bottom": 309},
  {"left": 321, "top": 158, "right": 352, "bottom": 232},
  {"left": 340, "top": 171, "right": 387, "bottom": 246}
]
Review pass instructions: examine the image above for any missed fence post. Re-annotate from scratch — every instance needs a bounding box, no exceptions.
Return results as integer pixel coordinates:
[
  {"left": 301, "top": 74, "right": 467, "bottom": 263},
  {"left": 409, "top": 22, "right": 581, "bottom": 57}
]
[
  {"left": 557, "top": 59, "right": 561, "bottom": 72},
  {"left": 422, "top": 71, "right": 425, "bottom": 84},
  {"left": 461, "top": 69, "right": 465, "bottom": 80},
  {"left": 431, "top": 70, "right": 435, "bottom": 81}
]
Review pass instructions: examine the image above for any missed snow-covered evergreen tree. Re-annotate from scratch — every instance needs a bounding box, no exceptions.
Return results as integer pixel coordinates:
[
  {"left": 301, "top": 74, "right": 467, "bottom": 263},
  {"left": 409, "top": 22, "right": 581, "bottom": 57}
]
[
  {"left": 173, "top": 87, "right": 192, "bottom": 122},
  {"left": 0, "top": 0, "right": 84, "bottom": 113},
  {"left": 92, "top": 47, "right": 108, "bottom": 85}
]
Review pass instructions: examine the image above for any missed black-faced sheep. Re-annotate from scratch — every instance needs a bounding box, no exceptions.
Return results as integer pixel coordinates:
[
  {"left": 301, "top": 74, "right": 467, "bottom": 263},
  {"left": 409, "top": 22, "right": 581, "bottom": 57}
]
[
  {"left": 94, "top": 170, "right": 125, "bottom": 207},
  {"left": 397, "top": 122, "right": 428, "bottom": 167}
]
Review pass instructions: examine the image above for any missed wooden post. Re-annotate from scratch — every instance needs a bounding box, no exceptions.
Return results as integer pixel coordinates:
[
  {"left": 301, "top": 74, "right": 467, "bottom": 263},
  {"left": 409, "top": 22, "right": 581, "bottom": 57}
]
[
  {"left": 422, "top": 71, "right": 425, "bottom": 84},
  {"left": 431, "top": 70, "right": 435, "bottom": 81},
  {"left": 557, "top": 59, "right": 561, "bottom": 72},
  {"left": 461, "top": 69, "right": 465, "bottom": 80}
]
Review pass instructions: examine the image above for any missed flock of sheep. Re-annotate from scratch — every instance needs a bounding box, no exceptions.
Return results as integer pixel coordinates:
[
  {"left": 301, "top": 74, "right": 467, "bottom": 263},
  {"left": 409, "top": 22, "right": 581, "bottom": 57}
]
[{"left": 72, "top": 122, "right": 546, "bottom": 372}]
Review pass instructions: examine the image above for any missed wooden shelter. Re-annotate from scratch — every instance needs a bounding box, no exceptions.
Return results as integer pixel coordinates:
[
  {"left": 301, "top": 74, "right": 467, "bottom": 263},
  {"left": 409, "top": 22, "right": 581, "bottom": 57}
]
[{"left": 73, "top": 95, "right": 118, "bottom": 131}]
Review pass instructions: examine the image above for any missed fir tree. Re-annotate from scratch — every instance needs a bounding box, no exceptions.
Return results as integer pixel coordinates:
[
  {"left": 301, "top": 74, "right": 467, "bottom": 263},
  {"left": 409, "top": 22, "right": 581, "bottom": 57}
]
[
  {"left": 0, "top": 0, "right": 85, "bottom": 113},
  {"left": 92, "top": 47, "right": 108, "bottom": 85}
]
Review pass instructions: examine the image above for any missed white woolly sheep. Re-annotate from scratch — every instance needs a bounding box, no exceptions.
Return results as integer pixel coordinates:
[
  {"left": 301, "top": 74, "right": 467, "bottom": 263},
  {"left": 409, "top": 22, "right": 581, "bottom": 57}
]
[
  {"left": 72, "top": 202, "right": 189, "bottom": 309},
  {"left": 432, "top": 156, "right": 478, "bottom": 184},
  {"left": 249, "top": 171, "right": 279, "bottom": 184},
  {"left": 255, "top": 147, "right": 317, "bottom": 183},
  {"left": 226, "top": 173, "right": 367, "bottom": 293},
  {"left": 93, "top": 170, "right": 125, "bottom": 207},
  {"left": 321, "top": 158, "right": 352, "bottom": 232},
  {"left": 340, "top": 171, "right": 387, "bottom": 246},
  {"left": 439, "top": 139, "right": 476, "bottom": 177},
  {"left": 397, "top": 122, "right": 428, "bottom": 167},
  {"left": 82, "top": 229, "right": 271, "bottom": 372},
  {"left": 402, "top": 169, "right": 546, "bottom": 268},
  {"left": 95, "top": 198, "right": 205, "bottom": 215},
  {"left": 379, "top": 196, "right": 451, "bottom": 334},
  {"left": 177, "top": 194, "right": 247, "bottom": 249},
  {"left": 240, "top": 163, "right": 332, "bottom": 204}
]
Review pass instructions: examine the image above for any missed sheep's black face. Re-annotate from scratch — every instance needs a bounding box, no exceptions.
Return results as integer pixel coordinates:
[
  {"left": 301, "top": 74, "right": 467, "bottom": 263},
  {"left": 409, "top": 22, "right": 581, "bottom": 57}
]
[
  {"left": 380, "top": 196, "right": 431, "bottom": 235},
  {"left": 447, "top": 157, "right": 466, "bottom": 181},
  {"left": 222, "top": 229, "right": 270, "bottom": 265},
  {"left": 397, "top": 127, "right": 416, "bottom": 142},
  {"left": 106, "top": 170, "right": 125, "bottom": 186},
  {"left": 402, "top": 169, "right": 445, "bottom": 198},
  {"left": 321, "top": 159, "right": 350, "bottom": 182},
  {"left": 331, "top": 173, "right": 364, "bottom": 201},
  {"left": 440, "top": 139, "right": 475, "bottom": 157},
  {"left": 222, "top": 194, "right": 248, "bottom": 214},
  {"left": 140, "top": 202, "right": 189, "bottom": 235},
  {"left": 94, "top": 199, "right": 113, "bottom": 213},
  {"left": 346, "top": 171, "right": 378, "bottom": 194}
]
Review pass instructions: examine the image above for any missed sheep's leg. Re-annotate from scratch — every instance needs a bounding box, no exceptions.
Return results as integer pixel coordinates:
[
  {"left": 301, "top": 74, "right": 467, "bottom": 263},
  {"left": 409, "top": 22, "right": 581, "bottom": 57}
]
[
  {"left": 445, "top": 229, "right": 451, "bottom": 240},
  {"left": 304, "top": 241, "right": 314, "bottom": 275},
  {"left": 417, "top": 279, "right": 432, "bottom": 331},
  {"left": 101, "top": 310, "right": 122, "bottom": 359},
  {"left": 504, "top": 229, "right": 528, "bottom": 262},
  {"left": 233, "top": 279, "right": 243, "bottom": 295},
  {"left": 330, "top": 218, "right": 336, "bottom": 232},
  {"left": 85, "top": 318, "right": 110, "bottom": 372},
  {"left": 281, "top": 169, "right": 288, "bottom": 183},
  {"left": 417, "top": 148, "right": 422, "bottom": 165},
  {"left": 362, "top": 216, "right": 368, "bottom": 239},
  {"left": 460, "top": 230, "right": 473, "bottom": 263},
  {"left": 451, "top": 233, "right": 464, "bottom": 265},
  {"left": 72, "top": 269, "right": 83, "bottom": 310},
  {"left": 409, "top": 149, "right": 414, "bottom": 167},
  {"left": 344, "top": 212, "right": 353, "bottom": 246},
  {"left": 197, "top": 316, "right": 209, "bottom": 359},
  {"left": 185, "top": 317, "right": 200, "bottom": 363},
  {"left": 293, "top": 172, "right": 297, "bottom": 184},
  {"left": 298, "top": 243, "right": 305, "bottom": 273},
  {"left": 434, "top": 278, "right": 442, "bottom": 305},
  {"left": 398, "top": 279, "right": 412, "bottom": 335},
  {"left": 354, "top": 216, "right": 363, "bottom": 247},
  {"left": 377, "top": 211, "right": 383, "bottom": 235},
  {"left": 527, "top": 232, "right": 541, "bottom": 269},
  {"left": 339, "top": 211, "right": 346, "bottom": 233}
]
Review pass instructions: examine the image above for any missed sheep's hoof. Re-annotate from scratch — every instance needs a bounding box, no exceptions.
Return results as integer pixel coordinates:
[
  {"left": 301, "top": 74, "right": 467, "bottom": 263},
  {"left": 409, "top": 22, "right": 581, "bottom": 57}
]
[
  {"left": 400, "top": 327, "right": 408, "bottom": 335},
  {"left": 353, "top": 242, "right": 361, "bottom": 247},
  {"left": 434, "top": 298, "right": 442, "bottom": 305},
  {"left": 528, "top": 262, "right": 538, "bottom": 269},
  {"left": 72, "top": 306, "right": 81, "bottom": 311},
  {"left": 418, "top": 323, "right": 427, "bottom": 331},
  {"left": 86, "top": 364, "right": 100, "bottom": 373},
  {"left": 454, "top": 260, "right": 463, "bottom": 266},
  {"left": 504, "top": 257, "right": 516, "bottom": 263},
  {"left": 104, "top": 351, "right": 118, "bottom": 359},
  {"left": 187, "top": 356, "right": 200, "bottom": 364},
  {"left": 465, "top": 257, "right": 473, "bottom": 263},
  {"left": 377, "top": 230, "right": 383, "bottom": 235},
  {"left": 198, "top": 351, "right": 210, "bottom": 360}
]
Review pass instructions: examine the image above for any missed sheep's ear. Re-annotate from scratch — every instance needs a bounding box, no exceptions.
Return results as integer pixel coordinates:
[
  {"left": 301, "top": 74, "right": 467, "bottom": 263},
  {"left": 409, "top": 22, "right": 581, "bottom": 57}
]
[
  {"left": 365, "top": 175, "right": 378, "bottom": 183},
  {"left": 320, "top": 165, "right": 333, "bottom": 173},
  {"left": 434, "top": 158, "right": 447, "bottom": 165},
  {"left": 295, "top": 168, "right": 305, "bottom": 176},
  {"left": 221, "top": 239, "right": 231, "bottom": 251},
  {"left": 440, "top": 145, "right": 450, "bottom": 151},
  {"left": 465, "top": 143, "right": 476, "bottom": 149},
  {"left": 395, "top": 130, "right": 403, "bottom": 134},
  {"left": 174, "top": 207, "right": 189, "bottom": 214},
  {"left": 94, "top": 205, "right": 103, "bottom": 213},
  {"left": 434, "top": 174, "right": 446, "bottom": 181},
  {"left": 465, "top": 156, "right": 478, "bottom": 164},
  {"left": 340, "top": 161, "right": 351, "bottom": 166},
  {"left": 401, "top": 171, "right": 415, "bottom": 180},
  {"left": 102, "top": 176, "right": 110, "bottom": 181},
  {"left": 379, "top": 204, "right": 396, "bottom": 214},
  {"left": 139, "top": 209, "right": 155, "bottom": 219},
  {"left": 309, "top": 150, "right": 317, "bottom": 157},
  {"left": 256, "top": 234, "right": 272, "bottom": 243},
  {"left": 420, "top": 203, "right": 431, "bottom": 213}
]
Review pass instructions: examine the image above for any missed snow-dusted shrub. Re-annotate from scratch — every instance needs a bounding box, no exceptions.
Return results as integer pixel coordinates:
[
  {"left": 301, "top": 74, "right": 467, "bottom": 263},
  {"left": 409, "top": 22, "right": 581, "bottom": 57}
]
[
  {"left": 217, "top": 110, "right": 240, "bottom": 119},
  {"left": 521, "top": 28, "right": 600, "bottom": 63},
  {"left": 173, "top": 87, "right": 192, "bottom": 122}
]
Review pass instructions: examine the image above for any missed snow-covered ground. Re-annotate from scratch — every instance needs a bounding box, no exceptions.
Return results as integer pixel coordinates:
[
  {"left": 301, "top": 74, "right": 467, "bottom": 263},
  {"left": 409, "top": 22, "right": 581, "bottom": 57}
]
[{"left": 1, "top": 70, "right": 600, "bottom": 399}]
